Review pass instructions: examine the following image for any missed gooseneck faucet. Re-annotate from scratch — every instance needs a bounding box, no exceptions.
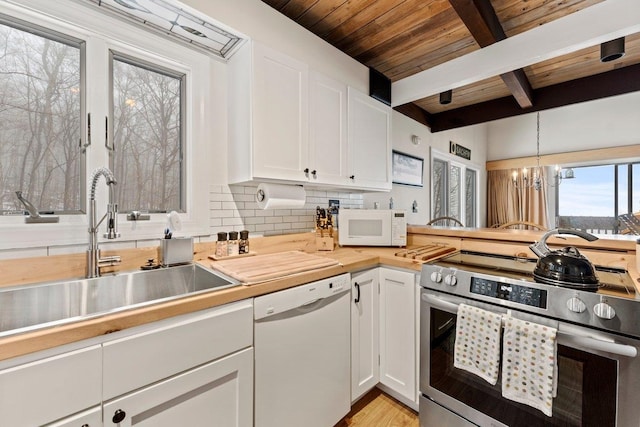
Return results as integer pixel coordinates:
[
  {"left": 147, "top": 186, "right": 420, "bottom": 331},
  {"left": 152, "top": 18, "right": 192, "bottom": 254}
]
[{"left": 87, "top": 167, "right": 121, "bottom": 278}]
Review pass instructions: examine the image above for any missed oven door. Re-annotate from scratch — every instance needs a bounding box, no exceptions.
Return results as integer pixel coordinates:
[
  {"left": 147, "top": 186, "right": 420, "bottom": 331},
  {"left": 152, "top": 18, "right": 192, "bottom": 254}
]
[{"left": 419, "top": 290, "right": 640, "bottom": 427}]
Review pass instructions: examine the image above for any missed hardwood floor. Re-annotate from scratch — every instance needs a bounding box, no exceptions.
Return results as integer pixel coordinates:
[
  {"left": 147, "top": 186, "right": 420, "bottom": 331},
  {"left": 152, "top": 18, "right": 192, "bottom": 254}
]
[{"left": 335, "top": 388, "right": 419, "bottom": 427}]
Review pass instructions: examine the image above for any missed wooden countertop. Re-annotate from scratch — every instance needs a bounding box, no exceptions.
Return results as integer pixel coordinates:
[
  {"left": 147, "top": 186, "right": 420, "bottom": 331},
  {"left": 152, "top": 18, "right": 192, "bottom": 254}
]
[
  {"left": 408, "top": 225, "right": 637, "bottom": 252},
  {"left": 2, "top": 227, "right": 637, "bottom": 363},
  {"left": 0, "top": 247, "right": 420, "bottom": 362}
]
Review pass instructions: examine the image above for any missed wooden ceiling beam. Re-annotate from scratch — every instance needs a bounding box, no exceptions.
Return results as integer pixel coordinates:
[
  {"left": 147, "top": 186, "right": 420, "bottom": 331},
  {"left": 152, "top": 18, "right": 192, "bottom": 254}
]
[
  {"left": 448, "top": 0, "right": 533, "bottom": 108},
  {"left": 393, "top": 102, "right": 433, "bottom": 129},
  {"left": 429, "top": 63, "right": 640, "bottom": 132}
]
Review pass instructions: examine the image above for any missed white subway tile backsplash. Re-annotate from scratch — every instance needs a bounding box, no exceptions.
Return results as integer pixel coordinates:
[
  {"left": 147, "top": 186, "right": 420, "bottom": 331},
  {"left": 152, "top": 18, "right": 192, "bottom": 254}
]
[{"left": 208, "top": 184, "right": 363, "bottom": 238}]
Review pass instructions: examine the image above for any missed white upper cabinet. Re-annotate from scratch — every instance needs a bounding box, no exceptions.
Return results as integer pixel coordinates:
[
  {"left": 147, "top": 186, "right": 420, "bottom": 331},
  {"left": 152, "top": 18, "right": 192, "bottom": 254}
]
[
  {"left": 251, "top": 43, "right": 309, "bottom": 182},
  {"left": 228, "top": 41, "right": 391, "bottom": 191},
  {"left": 308, "top": 71, "right": 348, "bottom": 186},
  {"left": 347, "top": 88, "right": 392, "bottom": 191}
]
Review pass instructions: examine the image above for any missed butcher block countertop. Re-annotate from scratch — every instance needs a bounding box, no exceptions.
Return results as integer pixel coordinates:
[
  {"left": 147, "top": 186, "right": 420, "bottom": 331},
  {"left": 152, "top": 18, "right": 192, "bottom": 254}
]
[
  {"left": 0, "top": 245, "right": 425, "bottom": 362},
  {"left": 1, "top": 228, "right": 637, "bottom": 362}
]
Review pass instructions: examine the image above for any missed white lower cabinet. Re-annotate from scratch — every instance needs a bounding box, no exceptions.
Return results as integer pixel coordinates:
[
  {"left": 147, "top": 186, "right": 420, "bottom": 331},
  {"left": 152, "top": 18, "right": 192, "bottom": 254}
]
[
  {"left": 0, "top": 345, "right": 102, "bottom": 427},
  {"left": 378, "top": 267, "right": 418, "bottom": 406},
  {"left": 350, "top": 267, "right": 418, "bottom": 409},
  {"left": 103, "top": 348, "right": 253, "bottom": 427},
  {"left": 350, "top": 269, "right": 380, "bottom": 402},
  {"left": 0, "top": 299, "right": 253, "bottom": 427},
  {"left": 103, "top": 300, "right": 254, "bottom": 427}
]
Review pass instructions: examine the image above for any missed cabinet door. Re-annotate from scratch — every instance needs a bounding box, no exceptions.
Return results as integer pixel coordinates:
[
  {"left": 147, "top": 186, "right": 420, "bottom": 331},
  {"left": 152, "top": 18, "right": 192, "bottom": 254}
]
[
  {"left": 347, "top": 88, "right": 391, "bottom": 190},
  {"left": 351, "top": 269, "right": 380, "bottom": 402},
  {"left": 103, "top": 348, "right": 253, "bottom": 427},
  {"left": 0, "top": 345, "right": 101, "bottom": 427},
  {"left": 379, "top": 268, "right": 416, "bottom": 403},
  {"left": 309, "top": 71, "right": 347, "bottom": 186},
  {"left": 46, "top": 406, "right": 101, "bottom": 427},
  {"left": 252, "top": 42, "right": 309, "bottom": 181}
]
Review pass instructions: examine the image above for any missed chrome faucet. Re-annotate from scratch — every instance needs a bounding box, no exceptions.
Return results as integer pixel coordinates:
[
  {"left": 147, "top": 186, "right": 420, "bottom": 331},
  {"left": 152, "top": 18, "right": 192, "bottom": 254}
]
[{"left": 87, "top": 167, "right": 121, "bottom": 278}]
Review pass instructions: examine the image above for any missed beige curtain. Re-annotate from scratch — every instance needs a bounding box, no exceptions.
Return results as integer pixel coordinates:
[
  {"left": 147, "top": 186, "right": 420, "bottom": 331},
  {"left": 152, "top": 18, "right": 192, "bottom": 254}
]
[{"left": 487, "top": 169, "right": 549, "bottom": 228}]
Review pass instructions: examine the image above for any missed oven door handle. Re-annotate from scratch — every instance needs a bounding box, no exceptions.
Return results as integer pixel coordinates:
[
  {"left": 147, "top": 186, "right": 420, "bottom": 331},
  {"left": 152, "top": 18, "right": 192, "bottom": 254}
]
[{"left": 422, "top": 293, "right": 638, "bottom": 358}]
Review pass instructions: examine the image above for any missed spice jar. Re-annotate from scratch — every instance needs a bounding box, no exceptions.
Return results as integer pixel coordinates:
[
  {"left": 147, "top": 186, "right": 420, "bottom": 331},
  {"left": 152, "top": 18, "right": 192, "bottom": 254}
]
[
  {"left": 215, "top": 232, "right": 228, "bottom": 258},
  {"left": 239, "top": 230, "right": 250, "bottom": 254},
  {"left": 228, "top": 231, "right": 239, "bottom": 256}
]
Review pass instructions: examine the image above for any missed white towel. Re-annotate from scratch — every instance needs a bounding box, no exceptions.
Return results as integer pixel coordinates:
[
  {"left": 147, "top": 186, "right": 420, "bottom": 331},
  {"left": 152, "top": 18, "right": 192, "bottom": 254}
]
[
  {"left": 453, "top": 303, "right": 502, "bottom": 385},
  {"left": 502, "top": 316, "right": 558, "bottom": 417}
]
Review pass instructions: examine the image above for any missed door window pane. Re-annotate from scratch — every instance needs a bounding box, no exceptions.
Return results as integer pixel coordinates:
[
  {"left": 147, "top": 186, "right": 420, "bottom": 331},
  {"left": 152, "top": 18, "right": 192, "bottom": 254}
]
[
  {"left": 0, "top": 20, "right": 82, "bottom": 213},
  {"left": 111, "top": 55, "right": 184, "bottom": 212},
  {"left": 465, "top": 169, "right": 477, "bottom": 227},
  {"left": 432, "top": 159, "right": 446, "bottom": 218},
  {"left": 449, "top": 164, "right": 461, "bottom": 220}
]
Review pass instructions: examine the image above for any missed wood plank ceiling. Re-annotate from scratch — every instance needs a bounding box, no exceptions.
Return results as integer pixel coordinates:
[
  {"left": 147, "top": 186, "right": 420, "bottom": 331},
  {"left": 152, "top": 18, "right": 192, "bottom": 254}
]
[{"left": 261, "top": 0, "right": 640, "bottom": 132}]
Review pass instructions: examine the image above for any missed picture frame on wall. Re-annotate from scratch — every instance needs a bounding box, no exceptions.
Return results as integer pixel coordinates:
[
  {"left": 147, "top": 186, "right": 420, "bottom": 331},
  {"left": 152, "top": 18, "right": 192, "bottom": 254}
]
[{"left": 392, "top": 150, "right": 424, "bottom": 187}]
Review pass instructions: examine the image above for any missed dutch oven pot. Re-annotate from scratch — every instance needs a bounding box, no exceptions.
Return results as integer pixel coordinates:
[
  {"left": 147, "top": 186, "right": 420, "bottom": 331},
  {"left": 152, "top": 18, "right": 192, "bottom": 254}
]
[{"left": 529, "top": 228, "right": 600, "bottom": 290}]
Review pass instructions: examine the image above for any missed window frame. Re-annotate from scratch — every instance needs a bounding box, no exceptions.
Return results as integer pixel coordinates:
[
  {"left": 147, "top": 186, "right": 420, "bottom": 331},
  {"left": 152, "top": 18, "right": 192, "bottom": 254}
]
[
  {"left": 554, "top": 161, "right": 640, "bottom": 233},
  {"left": 109, "top": 51, "right": 187, "bottom": 214},
  {"left": 430, "top": 148, "right": 480, "bottom": 227},
  {"left": 0, "top": 0, "right": 213, "bottom": 250},
  {"left": 0, "top": 12, "right": 87, "bottom": 215}
]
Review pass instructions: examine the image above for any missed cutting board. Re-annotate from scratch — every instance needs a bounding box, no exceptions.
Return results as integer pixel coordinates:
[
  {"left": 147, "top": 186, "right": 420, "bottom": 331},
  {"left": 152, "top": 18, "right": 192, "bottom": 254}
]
[
  {"left": 395, "top": 245, "right": 456, "bottom": 261},
  {"left": 211, "top": 251, "right": 341, "bottom": 284}
]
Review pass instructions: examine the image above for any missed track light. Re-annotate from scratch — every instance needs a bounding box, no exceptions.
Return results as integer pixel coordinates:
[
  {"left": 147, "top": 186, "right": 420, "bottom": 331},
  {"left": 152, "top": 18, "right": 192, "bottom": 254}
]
[
  {"left": 439, "top": 89, "right": 452, "bottom": 105},
  {"left": 600, "top": 37, "right": 625, "bottom": 62}
]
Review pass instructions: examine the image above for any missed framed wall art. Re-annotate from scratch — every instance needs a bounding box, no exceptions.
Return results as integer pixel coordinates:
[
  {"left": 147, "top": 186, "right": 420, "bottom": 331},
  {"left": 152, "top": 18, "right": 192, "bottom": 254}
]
[{"left": 392, "top": 150, "right": 424, "bottom": 187}]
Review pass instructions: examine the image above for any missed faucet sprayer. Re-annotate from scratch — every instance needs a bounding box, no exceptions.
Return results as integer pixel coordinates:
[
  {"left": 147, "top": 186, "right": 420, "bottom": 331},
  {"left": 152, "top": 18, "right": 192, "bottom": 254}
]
[{"left": 87, "top": 167, "right": 121, "bottom": 278}]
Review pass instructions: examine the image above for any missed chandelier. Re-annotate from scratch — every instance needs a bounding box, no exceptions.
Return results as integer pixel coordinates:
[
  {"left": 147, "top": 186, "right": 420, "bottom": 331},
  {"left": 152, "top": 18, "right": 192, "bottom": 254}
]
[{"left": 512, "top": 112, "right": 574, "bottom": 191}]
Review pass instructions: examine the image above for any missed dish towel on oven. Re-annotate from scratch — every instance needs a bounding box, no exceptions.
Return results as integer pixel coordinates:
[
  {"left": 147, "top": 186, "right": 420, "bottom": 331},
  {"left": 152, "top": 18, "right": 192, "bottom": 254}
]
[
  {"left": 453, "top": 303, "right": 502, "bottom": 385},
  {"left": 502, "top": 316, "right": 558, "bottom": 417}
]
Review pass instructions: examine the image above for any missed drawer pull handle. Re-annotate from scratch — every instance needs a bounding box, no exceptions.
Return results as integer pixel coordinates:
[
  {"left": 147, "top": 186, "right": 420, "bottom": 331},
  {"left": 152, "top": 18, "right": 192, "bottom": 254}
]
[{"left": 112, "top": 409, "right": 126, "bottom": 424}]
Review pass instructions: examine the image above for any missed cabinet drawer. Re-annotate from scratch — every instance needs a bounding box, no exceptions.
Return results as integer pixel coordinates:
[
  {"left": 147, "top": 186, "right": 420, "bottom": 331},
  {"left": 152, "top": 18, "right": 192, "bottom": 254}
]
[
  {"left": 0, "top": 345, "right": 101, "bottom": 427},
  {"left": 103, "top": 300, "right": 253, "bottom": 399},
  {"left": 103, "top": 348, "right": 253, "bottom": 427}
]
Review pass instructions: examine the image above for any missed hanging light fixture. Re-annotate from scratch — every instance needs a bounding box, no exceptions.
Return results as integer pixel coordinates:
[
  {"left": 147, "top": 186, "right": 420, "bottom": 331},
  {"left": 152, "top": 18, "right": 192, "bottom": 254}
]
[{"left": 512, "top": 113, "right": 574, "bottom": 191}]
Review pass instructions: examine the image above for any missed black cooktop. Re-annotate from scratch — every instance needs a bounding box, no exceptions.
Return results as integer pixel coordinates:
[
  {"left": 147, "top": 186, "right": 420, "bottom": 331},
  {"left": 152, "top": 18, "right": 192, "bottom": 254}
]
[{"left": 431, "top": 251, "right": 637, "bottom": 297}]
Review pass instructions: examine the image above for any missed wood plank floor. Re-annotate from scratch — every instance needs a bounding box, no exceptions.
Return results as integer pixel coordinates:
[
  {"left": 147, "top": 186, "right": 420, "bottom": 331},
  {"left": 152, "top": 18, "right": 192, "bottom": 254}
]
[{"left": 335, "top": 388, "right": 419, "bottom": 427}]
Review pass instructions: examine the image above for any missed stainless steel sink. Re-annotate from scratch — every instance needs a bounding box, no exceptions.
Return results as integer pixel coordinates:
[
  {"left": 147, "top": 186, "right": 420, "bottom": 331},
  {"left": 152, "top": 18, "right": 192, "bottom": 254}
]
[{"left": 0, "top": 264, "right": 239, "bottom": 338}]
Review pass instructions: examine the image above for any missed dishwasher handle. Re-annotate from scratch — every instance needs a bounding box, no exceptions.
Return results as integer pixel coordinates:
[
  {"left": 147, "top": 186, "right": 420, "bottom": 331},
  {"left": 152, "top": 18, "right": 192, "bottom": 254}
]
[{"left": 421, "top": 293, "right": 637, "bottom": 358}]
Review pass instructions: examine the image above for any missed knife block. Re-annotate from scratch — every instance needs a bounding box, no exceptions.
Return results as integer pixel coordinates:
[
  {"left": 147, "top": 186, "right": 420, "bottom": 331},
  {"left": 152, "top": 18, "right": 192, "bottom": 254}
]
[{"left": 315, "top": 229, "right": 334, "bottom": 251}]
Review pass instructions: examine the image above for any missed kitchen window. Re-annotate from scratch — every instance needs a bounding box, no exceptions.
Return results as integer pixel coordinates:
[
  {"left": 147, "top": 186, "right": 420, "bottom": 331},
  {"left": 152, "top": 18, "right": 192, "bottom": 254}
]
[
  {"left": 556, "top": 162, "right": 640, "bottom": 234},
  {"left": 110, "top": 54, "right": 185, "bottom": 213},
  {"left": 0, "top": 1, "right": 214, "bottom": 249},
  {"left": 432, "top": 151, "right": 478, "bottom": 227},
  {"left": 0, "top": 16, "right": 83, "bottom": 214}
]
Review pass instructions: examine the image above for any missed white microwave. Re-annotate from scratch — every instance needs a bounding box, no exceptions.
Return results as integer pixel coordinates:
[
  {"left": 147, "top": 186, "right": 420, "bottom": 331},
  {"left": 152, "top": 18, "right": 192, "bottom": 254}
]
[{"left": 338, "top": 209, "right": 406, "bottom": 247}]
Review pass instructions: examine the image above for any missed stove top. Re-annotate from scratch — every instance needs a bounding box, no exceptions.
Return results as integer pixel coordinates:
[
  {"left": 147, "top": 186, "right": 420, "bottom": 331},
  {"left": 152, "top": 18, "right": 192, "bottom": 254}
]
[
  {"left": 433, "top": 250, "right": 637, "bottom": 297},
  {"left": 421, "top": 251, "right": 640, "bottom": 338}
]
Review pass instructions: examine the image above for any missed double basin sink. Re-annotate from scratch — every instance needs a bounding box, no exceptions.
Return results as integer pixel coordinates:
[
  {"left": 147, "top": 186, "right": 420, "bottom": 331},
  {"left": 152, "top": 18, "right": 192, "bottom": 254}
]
[{"left": 0, "top": 264, "right": 239, "bottom": 338}]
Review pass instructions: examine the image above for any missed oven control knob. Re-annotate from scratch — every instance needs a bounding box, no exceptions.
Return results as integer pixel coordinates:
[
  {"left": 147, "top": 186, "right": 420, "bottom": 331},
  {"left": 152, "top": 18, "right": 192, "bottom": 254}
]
[
  {"left": 430, "top": 271, "right": 442, "bottom": 283},
  {"left": 444, "top": 274, "right": 457, "bottom": 286},
  {"left": 566, "top": 297, "right": 586, "bottom": 313},
  {"left": 594, "top": 302, "right": 616, "bottom": 320}
]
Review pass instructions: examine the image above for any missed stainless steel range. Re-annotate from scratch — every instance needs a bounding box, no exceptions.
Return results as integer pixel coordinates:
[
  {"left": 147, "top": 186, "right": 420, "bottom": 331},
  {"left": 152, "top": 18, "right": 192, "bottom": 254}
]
[{"left": 419, "top": 250, "right": 640, "bottom": 427}]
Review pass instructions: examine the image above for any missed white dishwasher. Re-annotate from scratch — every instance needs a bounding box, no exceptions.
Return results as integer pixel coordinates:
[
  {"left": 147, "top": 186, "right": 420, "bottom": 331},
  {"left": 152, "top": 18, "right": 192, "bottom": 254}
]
[{"left": 254, "top": 273, "right": 351, "bottom": 427}]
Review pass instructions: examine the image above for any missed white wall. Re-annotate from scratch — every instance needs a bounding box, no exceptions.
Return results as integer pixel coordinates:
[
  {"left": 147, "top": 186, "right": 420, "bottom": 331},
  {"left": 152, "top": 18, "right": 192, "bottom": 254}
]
[
  {"left": 487, "top": 91, "right": 640, "bottom": 161},
  {"left": 363, "top": 111, "right": 488, "bottom": 226}
]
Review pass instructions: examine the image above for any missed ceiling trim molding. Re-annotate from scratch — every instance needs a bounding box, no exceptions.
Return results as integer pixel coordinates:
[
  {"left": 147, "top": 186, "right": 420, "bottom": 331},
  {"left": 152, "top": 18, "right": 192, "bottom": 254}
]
[
  {"left": 392, "top": 0, "right": 640, "bottom": 106},
  {"left": 429, "top": 63, "right": 640, "bottom": 132}
]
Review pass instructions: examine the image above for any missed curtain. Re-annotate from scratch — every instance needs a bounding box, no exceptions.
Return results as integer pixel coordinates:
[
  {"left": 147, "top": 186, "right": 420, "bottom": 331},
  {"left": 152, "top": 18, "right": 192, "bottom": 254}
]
[{"left": 487, "top": 169, "right": 549, "bottom": 228}]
